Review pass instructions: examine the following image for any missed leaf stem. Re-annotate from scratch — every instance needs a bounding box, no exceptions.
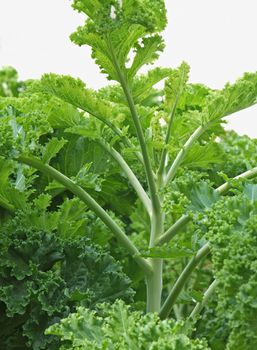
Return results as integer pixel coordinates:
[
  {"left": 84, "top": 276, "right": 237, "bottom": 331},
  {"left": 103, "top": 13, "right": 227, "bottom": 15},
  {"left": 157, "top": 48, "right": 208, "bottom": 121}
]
[
  {"left": 98, "top": 140, "right": 152, "bottom": 216},
  {"left": 17, "top": 155, "right": 153, "bottom": 276},
  {"left": 159, "top": 242, "right": 210, "bottom": 319},
  {"left": 164, "top": 125, "right": 205, "bottom": 186},
  {"left": 108, "top": 39, "right": 161, "bottom": 213},
  {"left": 216, "top": 166, "right": 257, "bottom": 194},
  {"left": 90, "top": 110, "right": 144, "bottom": 164},
  {"left": 156, "top": 214, "right": 191, "bottom": 246},
  {"left": 188, "top": 279, "right": 218, "bottom": 323},
  {"left": 157, "top": 96, "right": 179, "bottom": 181}
]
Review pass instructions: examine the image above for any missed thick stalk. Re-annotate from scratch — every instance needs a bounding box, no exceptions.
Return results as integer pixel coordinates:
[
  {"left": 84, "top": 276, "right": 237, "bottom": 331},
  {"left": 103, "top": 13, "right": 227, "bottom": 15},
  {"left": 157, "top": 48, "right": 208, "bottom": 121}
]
[
  {"left": 98, "top": 140, "right": 152, "bottom": 216},
  {"left": 108, "top": 40, "right": 160, "bottom": 213},
  {"left": 164, "top": 125, "right": 205, "bottom": 186},
  {"left": 157, "top": 165, "right": 257, "bottom": 246},
  {"left": 159, "top": 243, "right": 210, "bottom": 319},
  {"left": 17, "top": 155, "right": 153, "bottom": 276},
  {"left": 146, "top": 210, "right": 164, "bottom": 313}
]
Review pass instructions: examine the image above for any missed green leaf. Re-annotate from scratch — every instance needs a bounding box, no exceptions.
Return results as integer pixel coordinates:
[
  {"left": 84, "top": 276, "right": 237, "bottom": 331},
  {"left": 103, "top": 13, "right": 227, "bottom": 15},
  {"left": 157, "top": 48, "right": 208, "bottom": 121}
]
[
  {"left": 46, "top": 299, "right": 210, "bottom": 350},
  {"left": 164, "top": 62, "right": 190, "bottom": 111},
  {"left": 182, "top": 142, "right": 224, "bottom": 169},
  {"left": 70, "top": 0, "right": 167, "bottom": 81},
  {"left": 65, "top": 126, "right": 99, "bottom": 139},
  {"left": 128, "top": 35, "right": 165, "bottom": 79},
  {"left": 0, "top": 219, "right": 133, "bottom": 349},
  {"left": 31, "top": 74, "right": 126, "bottom": 129},
  {"left": 187, "top": 182, "right": 221, "bottom": 212},
  {"left": 204, "top": 71, "right": 257, "bottom": 123},
  {"left": 131, "top": 67, "right": 172, "bottom": 104},
  {"left": 42, "top": 138, "right": 67, "bottom": 164},
  {"left": 0, "top": 66, "right": 23, "bottom": 97},
  {"left": 243, "top": 184, "right": 257, "bottom": 203},
  {"left": 46, "top": 307, "right": 104, "bottom": 347}
]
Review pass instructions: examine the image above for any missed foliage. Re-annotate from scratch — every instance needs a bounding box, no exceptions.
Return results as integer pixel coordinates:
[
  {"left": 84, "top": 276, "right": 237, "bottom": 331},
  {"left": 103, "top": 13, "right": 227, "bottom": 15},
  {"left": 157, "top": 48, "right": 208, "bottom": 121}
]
[
  {"left": 1, "top": 0, "right": 257, "bottom": 349},
  {"left": 46, "top": 299, "right": 210, "bottom": 350},
  {"left": 0, "top": 196, "right": 133, "bottom": 349},
  {"left": 194, "top": 185, "right": 257, "bottom": 350}
]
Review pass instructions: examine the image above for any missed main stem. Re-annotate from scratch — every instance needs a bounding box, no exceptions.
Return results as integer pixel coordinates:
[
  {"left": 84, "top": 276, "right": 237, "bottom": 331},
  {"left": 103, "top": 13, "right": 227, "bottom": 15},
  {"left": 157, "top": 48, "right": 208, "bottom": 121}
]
[{"left": 146, "top": 209, "right": 164, "bottom": 313}]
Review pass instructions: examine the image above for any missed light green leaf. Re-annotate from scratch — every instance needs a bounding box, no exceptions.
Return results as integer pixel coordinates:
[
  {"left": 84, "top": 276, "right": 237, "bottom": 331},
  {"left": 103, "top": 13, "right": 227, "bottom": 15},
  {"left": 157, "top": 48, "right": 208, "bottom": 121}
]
[
  {"left": 128, "top": 35, "right": 165, "bottom": 79},
  {"left": 164, "top": 62, "right": 190, "bottom": 111},
  {"left": 204, "top": 71, "right": 257, "bottom": 123},
  {"left": 42, "top": 137, "right": 67, "bottom": 164},
  {"left": 182, "top": 142, "right": 224, "bottom": 169},
  {"left": 244, "top": 184, "right": 257, "bottom": 203},
  {"left": 187, "top": 182, "right": 221, "bottom": 212},
  {"left": 131, "top": 67, "right": 171, "bottom": 103},
  {"left": 70, "top": 0, "right": 167, "bottom": 81}
]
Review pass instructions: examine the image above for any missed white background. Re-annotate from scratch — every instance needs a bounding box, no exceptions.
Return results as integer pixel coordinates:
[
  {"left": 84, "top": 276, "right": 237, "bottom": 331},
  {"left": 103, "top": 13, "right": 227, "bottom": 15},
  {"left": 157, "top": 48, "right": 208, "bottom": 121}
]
[{"left": 0, "top": 0, "right": 257, "bottom": 137}]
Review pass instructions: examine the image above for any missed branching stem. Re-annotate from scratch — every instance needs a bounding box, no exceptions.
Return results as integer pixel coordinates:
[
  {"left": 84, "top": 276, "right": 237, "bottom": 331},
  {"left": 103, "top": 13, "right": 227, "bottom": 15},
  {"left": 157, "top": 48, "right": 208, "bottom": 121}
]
[
  {"left": 188, "top": 279, "right": 218, "bottom": 323},
  {"left": 159, "top": 243, "right": 210, "bottom": 319},
  {"left": 164, "top": 125, "right": 205, "bottom": 186},
  {"left": 17, "top": 155, "right": 153, "bottom": 276},
  {"left": 98, "top": 140, "right": 152, "bottom": 216},
  {"left": 108, "top": 39, "right": 161, "bottom": 213}
]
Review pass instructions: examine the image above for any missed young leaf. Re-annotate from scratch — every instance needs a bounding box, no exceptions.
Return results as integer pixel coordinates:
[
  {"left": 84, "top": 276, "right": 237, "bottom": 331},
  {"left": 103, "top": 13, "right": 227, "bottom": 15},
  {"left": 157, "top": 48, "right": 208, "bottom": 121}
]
[
  {"left": 164, "top": 62, "right": 190, "bottom": 112},
  {"left": 70, "top": 0, "right": 167, "bottom": 81},
  {"left": 131, "top": 67, "right": 171, "bottom": 104},
  {"left": 128, "top": 35, "right": 165, "bottom": 80},
  {"left": 182, "top": 142, "right": 224, "bottom": 169},
  {"left": 204, "top": 71, "right": 257, "bottom": 123}
]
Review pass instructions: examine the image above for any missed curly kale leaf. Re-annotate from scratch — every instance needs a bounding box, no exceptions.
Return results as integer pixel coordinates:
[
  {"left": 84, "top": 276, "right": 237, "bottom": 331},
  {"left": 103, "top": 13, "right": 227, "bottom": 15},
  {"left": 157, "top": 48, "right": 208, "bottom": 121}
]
[
  {"left": 198, "top": 187, "right": 257, "bottom": 350},
  {"left": 47, "top": 299, "right": 210, "bottom": 350},
  {"left": 70, "top": 0, "right": 167, "bottom": 81},
  {"left": 204, "top": 71, "right": 257, "bottom": 123},
  {"left": 0, "top": 221, "right": 133, "bottom": 349}
]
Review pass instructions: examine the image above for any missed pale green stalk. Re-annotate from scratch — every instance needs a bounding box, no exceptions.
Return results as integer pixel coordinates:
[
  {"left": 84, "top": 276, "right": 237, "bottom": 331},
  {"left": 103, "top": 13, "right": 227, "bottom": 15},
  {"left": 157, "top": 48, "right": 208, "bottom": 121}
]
[
  {"left": 159, "top": 243, "right": 210, "bottom": 319},
  {"left": 156, "top": 214, "right": 190, "bottom": 246},
  {"left": 107, "top": 39, "right": 164, "bottom": 313},
  {"left": 107, "top": 38, "right": 161, "bottom": 214},
  {"left": 164, "top": 125, "right": 206, "bottom": 186},
  {"left": 17, "top": 155, "right": 153, "bottom": 276},
  {"left": 98, "top": 140, "right": 152, "bottom": 216},
  {"left": 188, "top": 279, "right": 218, "bottom": 323},
  {"left": 157, "top": 96, "right": 179, "bottom": 182},
  {"left": 146, "top": 211, "right": 164, "bottom": 313}
]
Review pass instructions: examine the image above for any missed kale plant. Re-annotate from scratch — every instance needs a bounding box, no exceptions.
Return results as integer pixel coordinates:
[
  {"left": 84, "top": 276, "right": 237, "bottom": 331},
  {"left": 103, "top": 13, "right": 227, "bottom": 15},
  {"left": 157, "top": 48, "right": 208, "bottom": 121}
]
[{"left": 1, "top": 1, "right": 257, "bottom": 349}]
